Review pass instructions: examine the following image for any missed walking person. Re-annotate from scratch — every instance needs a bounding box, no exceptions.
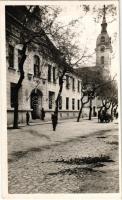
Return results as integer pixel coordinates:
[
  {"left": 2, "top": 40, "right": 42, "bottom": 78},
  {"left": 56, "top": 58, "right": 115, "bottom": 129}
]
[
  {"left": 98, "top": 110, "right": 101, "bottom": 123},
  {"left": 51, "top": 112, "right": 58, "bottom": 131},
  {"left": 41, "top": 107, "right": 45, "bottom": 121},
  {"left": 26, "top": 111, "right": 30, "bottom": 125}
]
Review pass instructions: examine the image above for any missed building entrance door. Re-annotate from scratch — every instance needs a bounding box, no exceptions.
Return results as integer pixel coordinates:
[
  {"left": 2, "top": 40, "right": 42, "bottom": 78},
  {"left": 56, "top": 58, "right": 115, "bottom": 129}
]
[{"left": 31, "top": 89, "right": 43, "bottom": 119}]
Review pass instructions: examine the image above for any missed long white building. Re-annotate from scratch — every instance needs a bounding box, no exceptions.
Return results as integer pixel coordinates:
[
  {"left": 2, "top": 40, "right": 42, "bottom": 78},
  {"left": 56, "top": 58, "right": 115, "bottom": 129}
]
[{"left": 6, "top": 6, "right": 82, "bottom": 125}]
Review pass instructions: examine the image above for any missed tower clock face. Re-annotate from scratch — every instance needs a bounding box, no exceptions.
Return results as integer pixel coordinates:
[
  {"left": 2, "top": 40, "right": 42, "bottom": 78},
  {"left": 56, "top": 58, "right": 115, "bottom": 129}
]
[{"left": 100, "top": 46, "right": 105, "bottom": 52}]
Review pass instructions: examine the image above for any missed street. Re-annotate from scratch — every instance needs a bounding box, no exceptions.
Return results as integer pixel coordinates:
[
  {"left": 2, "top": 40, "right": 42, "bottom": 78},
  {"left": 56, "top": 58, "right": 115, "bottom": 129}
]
[{"left": 8, "top": 118, "right": 119, "bottom": 193}]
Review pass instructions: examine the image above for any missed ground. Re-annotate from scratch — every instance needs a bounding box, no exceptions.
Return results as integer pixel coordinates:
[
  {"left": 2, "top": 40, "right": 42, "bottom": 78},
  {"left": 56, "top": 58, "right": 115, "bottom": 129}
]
[{"left": 7, "top": 118, "right": 119, "bottom": 193}]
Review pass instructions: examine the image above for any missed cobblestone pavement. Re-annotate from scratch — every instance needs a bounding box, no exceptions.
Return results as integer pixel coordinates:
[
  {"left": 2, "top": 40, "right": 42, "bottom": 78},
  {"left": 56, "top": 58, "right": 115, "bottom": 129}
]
[{"left": 7, "top": 118, "right": 119, "bottom": 193}]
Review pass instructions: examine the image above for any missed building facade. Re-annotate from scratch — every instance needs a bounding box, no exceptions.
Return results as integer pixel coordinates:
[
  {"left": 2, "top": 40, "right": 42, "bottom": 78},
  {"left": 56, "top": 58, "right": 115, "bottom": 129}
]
[
  {"left": 6, "top": 7, "right": 82, "bottom": 125},
  {"left": 6, "top": 5, "right": 113, "bottom": 125}
]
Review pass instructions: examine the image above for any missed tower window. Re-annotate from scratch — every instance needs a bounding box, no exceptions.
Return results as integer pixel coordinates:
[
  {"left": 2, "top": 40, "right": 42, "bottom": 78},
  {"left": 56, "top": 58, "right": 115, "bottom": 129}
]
[
  {"left": 101, "top": 56, "right": 104, "bottom": 64},
  {"left": 101, "top": 36, "right": 105, "bottom": 43},
  {"left": 34, "top": 55, "right": 40, "bottom": 77},
  {"left": 101, "top": 46, "right": 105, "bottom": 52}
]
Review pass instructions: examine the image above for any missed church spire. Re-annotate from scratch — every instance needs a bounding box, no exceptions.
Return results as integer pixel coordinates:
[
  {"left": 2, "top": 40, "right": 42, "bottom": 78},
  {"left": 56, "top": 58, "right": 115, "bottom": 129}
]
[{"left": 101, "top": 5, "right": 107, "bottom": 33}]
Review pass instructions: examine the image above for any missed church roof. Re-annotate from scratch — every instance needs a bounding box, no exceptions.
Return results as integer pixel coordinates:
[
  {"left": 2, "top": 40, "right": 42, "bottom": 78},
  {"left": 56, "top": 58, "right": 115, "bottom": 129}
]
[
  {"left": 74, "top": 66, "right": 103, "bottom": 84},
  {"left": 96, "top": 5, "right": 111, "bottom": 48}
]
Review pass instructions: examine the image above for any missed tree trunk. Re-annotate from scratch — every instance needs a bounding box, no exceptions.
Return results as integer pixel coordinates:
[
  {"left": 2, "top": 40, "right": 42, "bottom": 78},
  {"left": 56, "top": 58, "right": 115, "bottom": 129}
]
[
  {"left": 55, "top": 79, "right": 63, "bottom": 117},
  {"left": 77, "top": 103, "right": 84, "bottom": 122},
  {"left": 111, "top": 103, "right": 116, "bottom": 121},
  {"left": 111, "top": 106, "right": 114, "bottom": 121},
  {"left": 77, "top": 95, "right": 89, "bottom": 122},
  {"left": 54, "top": 69, "right": 66, "bottom": 119},
  {"left": 88, "top": 98, "right": 92, "bottom": 120},
  {"left": 13, "top": 44, "right": 27, "bottom": 129}
]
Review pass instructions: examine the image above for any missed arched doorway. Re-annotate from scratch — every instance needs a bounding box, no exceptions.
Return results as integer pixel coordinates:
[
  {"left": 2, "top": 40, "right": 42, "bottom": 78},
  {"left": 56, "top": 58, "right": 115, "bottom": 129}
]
[{"left": 31, "top": 89, "right": 43, "bottom": 119}]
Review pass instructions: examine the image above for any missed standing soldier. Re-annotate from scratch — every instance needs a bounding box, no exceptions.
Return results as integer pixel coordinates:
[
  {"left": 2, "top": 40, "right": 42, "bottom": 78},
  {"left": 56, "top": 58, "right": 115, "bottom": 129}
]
[
  {"left": 98, "top": 110, "right": 101, "bottom": 123},
  {"left": 51, "top": 112, "right": 58, "bottom": 131},
  {"left": 41, "top": 108, "right": 45, "bottom": 121},
  {"left": 26, "top": 111, "right": 30, "bottom": 125}
]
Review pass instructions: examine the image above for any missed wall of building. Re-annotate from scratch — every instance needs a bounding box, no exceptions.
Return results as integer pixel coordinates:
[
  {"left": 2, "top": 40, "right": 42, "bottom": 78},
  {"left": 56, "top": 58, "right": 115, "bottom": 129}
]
[
  {"left": 6, "top": 10, "right": 103, "bottom": 126},
  {"left": 6, "top": 18, "right": 84, "bottom": 125}
]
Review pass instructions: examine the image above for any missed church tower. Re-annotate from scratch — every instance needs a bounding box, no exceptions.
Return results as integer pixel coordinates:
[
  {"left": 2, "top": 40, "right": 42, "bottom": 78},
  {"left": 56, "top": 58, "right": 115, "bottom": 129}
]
[{"left": 95, "top": 5, "right": 112, "bottom": 78}]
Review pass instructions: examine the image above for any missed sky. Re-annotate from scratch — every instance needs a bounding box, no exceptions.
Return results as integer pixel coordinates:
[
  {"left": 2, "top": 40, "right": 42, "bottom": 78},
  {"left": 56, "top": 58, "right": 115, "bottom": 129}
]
[{"left": 49, "top": 1, "right": 119, "bottom": 79}]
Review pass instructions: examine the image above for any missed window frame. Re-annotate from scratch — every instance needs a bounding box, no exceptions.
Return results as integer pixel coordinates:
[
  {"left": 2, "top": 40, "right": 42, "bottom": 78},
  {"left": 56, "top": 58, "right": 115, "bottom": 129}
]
[
  {"left": 66, "top": 76, "right": 70, "bottom": 89},
  {"left": 48, "top": 65, "right": 52, "bottom": 82},
  {"left": 77, "top": 80, "right": 80, "bottom": 92},
  {"left": 72, "top": 98, "right": 75, "bottom": 110},
  {"left": 66, "top": 97, "right": 69, "bottom": 110},
  {"left": 34, "top": 55, "right": 40, "bottom": 78},
  {"left": 72, "top": 77, "right": 75, "bottom": 91},
  {"left": 77, "top": 99, "right": 80, "bottom": 110},
  {"left": 8, "top": 44, "right": 14, "bottom": 69},
  {"left": 49, "top": 91, "right": 55, "bottom": 109},
  {"left": 101, "top": 36, "right": 105, "bottom": 43},
  {"left": 53, "top": 67, "right": 56, "bottom": 83},
  {"left": 10, "top": 82, "right": 16, "bottom": 108}
]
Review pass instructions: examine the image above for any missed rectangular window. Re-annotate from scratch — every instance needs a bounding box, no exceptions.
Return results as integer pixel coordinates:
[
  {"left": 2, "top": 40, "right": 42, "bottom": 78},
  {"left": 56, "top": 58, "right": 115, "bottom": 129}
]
[
  {"left": 59, "top": 96, "right": 62, "bottom": 110},
  {"left": 78, "top": 80, "right": 80, "bottom": 92},
  {"left": 48, "top": 65, "right": 51, "bottom": 82},
  {"left": 77, "top": 100, "right": 80, "bottom": 110},
  {"left": 72, "top": 78, "right": 75, "bottom": 91},
  {"left": 10, "top": 83, "right": 16, "bottom": 108},
  {"left": 18, "top": 49, "right": 23, "bottom": 70},
  {"left": 66, "top": 97, "right": 69, "bottom": 110},
  {"left": 49, "top": 91, "right": 55, "bottom": 109},
  {"left": 72, "top": 98, "right": 75, "bottom": 110},
  {"left": 34, "top": 55, "right": 40, "bottom": 78},
  {"left": 66, "top": 76, "right": 70, "bottom": 89},
  {"left": 53, "top": 67, "right": 56, "bottom": 83},
  {"left": 34, "top": 64, "right": 40, "bottom": 77},
  {"left": 8, "top": 44, "right": 14, "bottom": 68}
]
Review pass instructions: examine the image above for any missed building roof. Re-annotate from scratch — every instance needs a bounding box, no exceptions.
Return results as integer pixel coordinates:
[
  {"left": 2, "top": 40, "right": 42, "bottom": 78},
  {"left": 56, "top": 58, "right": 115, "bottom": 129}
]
[{"left": 74, "top": 66, "right": 103, "bottom": 85}]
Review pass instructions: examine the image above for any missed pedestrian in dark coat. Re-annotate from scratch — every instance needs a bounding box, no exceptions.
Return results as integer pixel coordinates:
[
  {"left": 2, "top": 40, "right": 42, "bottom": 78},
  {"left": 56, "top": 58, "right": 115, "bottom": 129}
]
[
  {"left": 41, "top": 108, "right": 45, "bottom": 120},
  {"left": 98, "top": 110, "right": 101, "bottom": 122},
  {"left": 26, "top": 111, "right": 30, "bottom": 125},
  {"left": 51, "top": 112, "right": 58, "bottom": 131}
]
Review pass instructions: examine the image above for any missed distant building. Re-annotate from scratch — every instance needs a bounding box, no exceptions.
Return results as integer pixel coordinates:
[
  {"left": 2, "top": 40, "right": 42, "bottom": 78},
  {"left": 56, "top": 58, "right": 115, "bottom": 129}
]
[
  {"left": 6, "top": 6, "right": 82, "bottom": 125},
  {"left": 75, "top": 5, "right": 113, "bottom": 114},
  {"left": 95, "top": 5, "right": 112, "bottom": 79}
]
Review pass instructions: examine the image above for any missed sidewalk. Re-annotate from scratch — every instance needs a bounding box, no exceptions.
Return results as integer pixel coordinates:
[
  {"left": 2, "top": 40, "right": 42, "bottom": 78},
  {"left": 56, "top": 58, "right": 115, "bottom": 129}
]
[
  {"left": 7, "top": 117, "right": 98, "bottom": 128},
  {"left": 7, "top": 118, "right": 79, "bottom": 129}
]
